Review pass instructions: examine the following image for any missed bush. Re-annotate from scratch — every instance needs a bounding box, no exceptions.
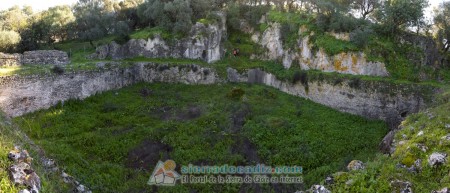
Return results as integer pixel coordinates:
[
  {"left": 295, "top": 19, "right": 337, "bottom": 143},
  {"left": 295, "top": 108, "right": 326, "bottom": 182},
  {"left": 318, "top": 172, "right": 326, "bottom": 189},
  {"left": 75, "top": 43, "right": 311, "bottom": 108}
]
[
  {"left": 350, "top": 27, "right": 375, "bottom": 48},
  {"left": 226, "top": 4, "right": 270, "bottom": 31},
  {"left": 0, "top": 30, "right": 21, "bottom": 52},
  {"left": 280, "top": 23, "right": 299, "bottom": 49},
  {"left": 329, "top": 14, "right": 360, "bottom": 32}
]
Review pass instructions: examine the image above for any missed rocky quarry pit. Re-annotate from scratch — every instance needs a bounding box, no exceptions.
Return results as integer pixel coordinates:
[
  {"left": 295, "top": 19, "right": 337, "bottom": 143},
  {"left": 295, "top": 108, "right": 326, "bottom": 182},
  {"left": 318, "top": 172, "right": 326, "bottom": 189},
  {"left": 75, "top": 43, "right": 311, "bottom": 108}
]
[{"left": 0, "top": 11, "right": 447, "bottom": 193}]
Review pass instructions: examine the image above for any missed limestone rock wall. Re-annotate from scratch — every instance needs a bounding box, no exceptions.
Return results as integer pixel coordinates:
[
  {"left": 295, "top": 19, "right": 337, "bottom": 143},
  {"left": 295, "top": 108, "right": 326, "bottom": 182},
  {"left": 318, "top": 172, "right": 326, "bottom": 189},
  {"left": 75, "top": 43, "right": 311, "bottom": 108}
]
[
  {"left": 22, "top": 50, "right": 70, "bottom": 65},
  {"left": 0, "top": 63, "right": 218, "bottom": 117},
  {"left": 228, "top": 68, "right": 434, "bottom": 127},
  {"left": 0, "top": 50, "right": 70, "bottom": 66},
  {"left": 251, "top": 23, "right": 389, "bottom": 76},
  {"left": 0, "top": 53, "right": 22, "bottom": 67},
  {"left": 89, "top": 12, "right": 226, "bottom": 63},
  {"left": 0, "top": 63, "right": 434, "bottom": 128}
]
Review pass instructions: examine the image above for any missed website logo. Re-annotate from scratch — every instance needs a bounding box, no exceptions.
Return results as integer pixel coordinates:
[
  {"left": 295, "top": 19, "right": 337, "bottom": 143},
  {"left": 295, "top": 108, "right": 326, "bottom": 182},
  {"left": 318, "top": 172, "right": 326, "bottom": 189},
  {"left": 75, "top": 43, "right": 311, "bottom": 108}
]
[{"left": 147, "top": 160, "right": 181, "bottom": 186}]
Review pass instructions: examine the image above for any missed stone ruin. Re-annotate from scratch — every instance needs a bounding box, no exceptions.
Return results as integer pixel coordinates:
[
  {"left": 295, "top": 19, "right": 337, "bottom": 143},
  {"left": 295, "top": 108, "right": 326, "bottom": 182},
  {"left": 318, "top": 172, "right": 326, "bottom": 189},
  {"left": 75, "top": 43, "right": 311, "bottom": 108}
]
[
  {"left": 0, "top": 52, "right": 22, "bottom": 67},
  {"left": 0, "top": 50, "right": 70, "bottom": 67}
]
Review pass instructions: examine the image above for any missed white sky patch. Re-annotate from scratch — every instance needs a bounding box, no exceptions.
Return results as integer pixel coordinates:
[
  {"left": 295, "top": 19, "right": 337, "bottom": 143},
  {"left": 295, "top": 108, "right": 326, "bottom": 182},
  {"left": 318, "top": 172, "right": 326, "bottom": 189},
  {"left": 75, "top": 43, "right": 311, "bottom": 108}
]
[
  {"left": 0, "top": 0, "right": 78, "bottom": 12},
  {"left": 0, "top": 0, "right": 448, "bottom": 20}
]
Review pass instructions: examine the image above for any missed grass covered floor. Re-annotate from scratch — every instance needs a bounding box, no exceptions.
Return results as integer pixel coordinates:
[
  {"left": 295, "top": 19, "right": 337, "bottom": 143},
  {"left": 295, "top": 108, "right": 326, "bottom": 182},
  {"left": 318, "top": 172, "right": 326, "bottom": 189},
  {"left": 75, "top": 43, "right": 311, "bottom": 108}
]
[{"left": 14, "top": 83, "right": 388, "bottom": 192}]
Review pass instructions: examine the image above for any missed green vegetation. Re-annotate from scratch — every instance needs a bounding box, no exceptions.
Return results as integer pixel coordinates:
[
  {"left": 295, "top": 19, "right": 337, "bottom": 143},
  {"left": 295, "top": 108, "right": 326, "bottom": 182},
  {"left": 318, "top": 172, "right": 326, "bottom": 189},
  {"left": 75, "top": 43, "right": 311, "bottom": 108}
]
[
  {"left": 15, "top": 83, "right": 388, "bottom": 192},
  {"left": 310, "top": 33, "right": 359, "bottom": 56},
  {"left": 330, "top": 87, "right": 450, "bottom": 192}
]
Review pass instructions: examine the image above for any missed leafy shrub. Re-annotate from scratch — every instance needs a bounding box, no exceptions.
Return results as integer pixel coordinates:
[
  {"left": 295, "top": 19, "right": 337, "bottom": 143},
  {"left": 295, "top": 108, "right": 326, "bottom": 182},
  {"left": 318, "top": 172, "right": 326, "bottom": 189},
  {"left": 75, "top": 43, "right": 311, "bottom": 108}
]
[
  {"left": 329, "top": 13, "right": 360, "bottom": 33},
  {"left": 312, "top": 34, "right": 358, "bottom": 56},
  {"left": 280, "top": 22, "right": 299, "bottom": 49},
  {"left": 350, "top": 27, "right": 375, "bottom": 48},
  {"left": 227, "top": 4, "right": 270, "bottom": 31},
  {"left": 0, "top": 30, "right": 21, "bottom": 52}
]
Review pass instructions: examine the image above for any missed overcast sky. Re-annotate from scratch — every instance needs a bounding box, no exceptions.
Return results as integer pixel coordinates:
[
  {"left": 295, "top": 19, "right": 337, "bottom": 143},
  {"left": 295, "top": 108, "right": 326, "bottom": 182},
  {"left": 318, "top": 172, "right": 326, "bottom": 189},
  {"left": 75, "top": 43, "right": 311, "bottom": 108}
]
[{"left": 0, "top": 0, "right": 448, "bottom": 19}]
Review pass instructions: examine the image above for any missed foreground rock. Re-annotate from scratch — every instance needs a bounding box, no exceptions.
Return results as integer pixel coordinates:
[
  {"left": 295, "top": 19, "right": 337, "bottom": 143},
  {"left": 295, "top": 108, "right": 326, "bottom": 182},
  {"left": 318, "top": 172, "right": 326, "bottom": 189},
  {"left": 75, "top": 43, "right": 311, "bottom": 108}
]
[
  {"left": 391, "top": 180, "right": 413, "bottom": 193},
  {"left": 347, "top": 160, "right": 365, "bottom": 171},
  {"left": 308, "top": 185, "right": 331, "bottom": 193},
  {"left": 7, "top": 147, "right": 41, "bottom": 193},
  {"left": 428, "top": 152, "right": 447, "bottom": 167},
  {"left": 432, "top": 187, "right": 450, "bottom": 193}
]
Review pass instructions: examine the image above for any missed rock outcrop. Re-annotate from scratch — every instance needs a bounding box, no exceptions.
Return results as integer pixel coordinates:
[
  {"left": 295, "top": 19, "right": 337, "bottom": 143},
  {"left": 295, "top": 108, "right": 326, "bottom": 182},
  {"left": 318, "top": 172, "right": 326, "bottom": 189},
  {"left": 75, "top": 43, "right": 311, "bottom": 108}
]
[
  {"left": 89, "top": 12, "right": 226, "bottom": 63},
  {"left": 251, "top": 24, "right": 389, "bottom": 76},
  {"left": 8, "top": 147, "right": 41, "bottom": 193},
  {"left": 228, "top": 68, "right": 433, "bottom": 127}
]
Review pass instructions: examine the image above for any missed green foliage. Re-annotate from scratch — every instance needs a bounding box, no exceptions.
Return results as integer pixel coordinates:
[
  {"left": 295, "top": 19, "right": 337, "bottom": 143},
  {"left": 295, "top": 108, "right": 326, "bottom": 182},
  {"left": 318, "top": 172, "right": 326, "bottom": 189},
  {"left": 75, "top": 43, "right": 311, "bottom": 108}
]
[
  {"left": 130, "top": 26, "right": 173, "bottom": 40},
  {"left": 73, "top": 0, "right": 115, "bottom": 43},
  {"left": 311, "top": 33, "right": 358, "bottom": 56},
  {"left": 401, "top": 153, "right": 416, "bottom": 167},
  {"left": 0, "top": 6, "right": 31, "bottom": 32},
  {"left": 226, "top": 4, "right": 270, "bottom": 31},
  {"left": 223, "top": 29, "right": 266, "bottom": 58},
  {"left": 316, "top": 13, "right": 361, "bottom": 33},
  {"left": 137, "top": 0, "right": 193, "bottom": 35},
  {"left": 350, "top": 26, "right": 375, "bottom": 48},
  {"left": 40, "top": 5, "right": 76, "bottom": 42},
  {"left": 0, "top": 30, "right": 20, "bottom": 52},
  {"left": 15, "top": 83, "right": 388, "bottom": 192},
  {"left": 376, "top": 0, "right": 428, "bottom": 36}
]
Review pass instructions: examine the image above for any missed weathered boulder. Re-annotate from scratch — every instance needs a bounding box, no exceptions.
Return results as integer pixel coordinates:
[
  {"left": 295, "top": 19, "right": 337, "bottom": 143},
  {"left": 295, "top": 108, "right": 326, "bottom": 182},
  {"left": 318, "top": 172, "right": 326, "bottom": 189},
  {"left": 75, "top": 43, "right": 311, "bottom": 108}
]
[
  {"left": 347, "top": 160, "right": 365, "bottom": 171},
  {"left": 8, "top": 147, "right": 31, "bottom": 163},
  {"left": 23, "top": 171, "right": 41, "bottom": 192},
  {"left": 379, "top": 130, "right": 395, "bottom": 154},
  {"left": 428, "top": 152, "right": 447, "bottom": 167},
  {"left": 0, "top": 52, "right": 22, "bottom": 67},
  {"left": 22, "top": 50, "right": 69, "bottom": 65},
  {"left": 7, "top": 146, "right": 42, "bottom": 193},
  {"left": 432, "top": 187, "right": 450, "bottom": 193},
  {"left": 9, "top": 162, "right": 31, "bottom": 185},
  {"left": 391, "top": 180, "right": 413, "bottom": 193}
]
